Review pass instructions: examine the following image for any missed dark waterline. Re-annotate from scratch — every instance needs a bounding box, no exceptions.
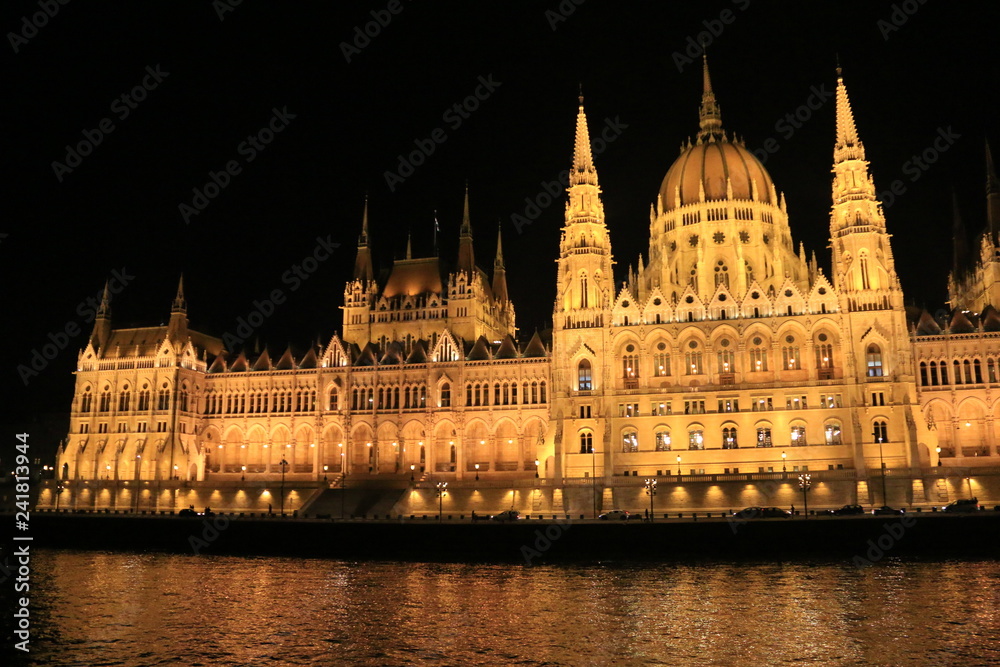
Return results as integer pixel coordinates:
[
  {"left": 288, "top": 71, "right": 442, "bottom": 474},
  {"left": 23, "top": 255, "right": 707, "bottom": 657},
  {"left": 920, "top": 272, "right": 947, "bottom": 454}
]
[{"left": 14, "top": 550, "right": 1000, "bottom": 666}]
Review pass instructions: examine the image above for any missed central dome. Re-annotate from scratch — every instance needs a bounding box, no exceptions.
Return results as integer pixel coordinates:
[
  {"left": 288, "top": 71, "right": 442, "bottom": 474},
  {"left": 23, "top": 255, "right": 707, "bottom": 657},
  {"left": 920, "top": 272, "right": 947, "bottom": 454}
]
[
  {"left": 658, "top": 135, "right": 775, "bottom": 212},
  {"left": 658, "top": 56, "right": 776, "bottom": 213}
]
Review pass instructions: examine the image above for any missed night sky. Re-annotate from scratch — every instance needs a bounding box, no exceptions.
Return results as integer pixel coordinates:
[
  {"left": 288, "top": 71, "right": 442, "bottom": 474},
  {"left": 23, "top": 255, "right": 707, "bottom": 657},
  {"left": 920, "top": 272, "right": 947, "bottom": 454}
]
[{"left": 4, "top": 0, "right": 1000, "bottom": 461}]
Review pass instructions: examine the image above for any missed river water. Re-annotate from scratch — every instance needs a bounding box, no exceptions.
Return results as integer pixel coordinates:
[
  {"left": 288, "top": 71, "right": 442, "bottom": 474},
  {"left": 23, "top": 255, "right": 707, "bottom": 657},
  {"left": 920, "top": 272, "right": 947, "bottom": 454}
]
[{"left": 16, "top": 550, "right": 1000, "bottom": 666}]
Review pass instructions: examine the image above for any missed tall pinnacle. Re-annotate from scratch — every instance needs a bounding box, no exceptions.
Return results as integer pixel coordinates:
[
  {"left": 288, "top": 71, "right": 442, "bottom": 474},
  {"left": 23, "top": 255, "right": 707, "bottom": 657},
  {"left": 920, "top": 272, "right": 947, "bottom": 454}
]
[
  {"left": 834, "top": 71, "right": 865, "bottom": 162},
  {"left": 697, "top": 54, "right": 723, "bottom": 140},
  {"left": 456, "top": 186, "right": 476, "bottom": 277},
  {"left": 97, "top": 280, "right": 111, "bottom": 319},
  {"left": 405, "top": 231, "right": 412, "bottom": 259},
  {"left": 492, "top": 222, "right": 508, "bottom": 303},
  {"left": 171, "top": 274, "right": 186, "bottom": 313},
  {"left": 353, "top": 197, "right": 374, "bottom": 282},
  {"left": 571, "top": 94, "right": 598, "bottom": 187}
]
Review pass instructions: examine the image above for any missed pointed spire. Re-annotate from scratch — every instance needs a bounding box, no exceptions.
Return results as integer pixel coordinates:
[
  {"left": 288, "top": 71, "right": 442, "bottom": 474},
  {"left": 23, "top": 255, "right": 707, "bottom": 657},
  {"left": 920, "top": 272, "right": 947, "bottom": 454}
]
[
  {"left": 97, "top": 280, "right": 111, "bottom": 319},
  {"left": 405, "top": 231, "right": 412, "bottom": 259},
  {"left": 834, "top": 69, "right": 865, "bottom": 162},
  {"left": 697, "top": 53, "right": 723, "bottom": 140},
  {"left": 171, "top": 274, "right": 186, "bottom": 313},
  {"left": 456, "top": 186, "right": 476, "bottom": 277},
  {"left": 353, "top": 196, "right": 374, "bottom": 282},
  {"left": 571, "top": 92, "right": 599, "bottom": 187},
  {"left": 492, "top": 223, "right": 509, "bottom": 304}
]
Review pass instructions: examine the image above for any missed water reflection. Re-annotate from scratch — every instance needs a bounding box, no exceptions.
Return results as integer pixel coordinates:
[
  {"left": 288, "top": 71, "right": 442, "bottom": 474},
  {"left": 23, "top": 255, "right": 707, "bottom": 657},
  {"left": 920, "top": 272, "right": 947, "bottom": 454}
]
[{"left": 28, "top": 551, "right": 1000, "bottom": 666}]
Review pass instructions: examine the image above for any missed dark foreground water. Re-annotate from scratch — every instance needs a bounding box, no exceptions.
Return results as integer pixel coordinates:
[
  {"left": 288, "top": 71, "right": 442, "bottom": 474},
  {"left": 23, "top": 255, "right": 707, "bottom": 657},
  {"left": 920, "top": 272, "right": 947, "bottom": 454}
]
[{"left": 15, "top": 550, "right": 1000, "bottom": 666}]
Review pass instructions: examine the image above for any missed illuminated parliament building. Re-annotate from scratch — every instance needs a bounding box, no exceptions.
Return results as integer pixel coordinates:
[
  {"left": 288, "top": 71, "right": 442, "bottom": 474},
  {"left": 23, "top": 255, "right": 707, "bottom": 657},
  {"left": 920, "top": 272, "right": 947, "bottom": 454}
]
[{"left": 54, "top": 60, "right": 1000, "bottom": 508}]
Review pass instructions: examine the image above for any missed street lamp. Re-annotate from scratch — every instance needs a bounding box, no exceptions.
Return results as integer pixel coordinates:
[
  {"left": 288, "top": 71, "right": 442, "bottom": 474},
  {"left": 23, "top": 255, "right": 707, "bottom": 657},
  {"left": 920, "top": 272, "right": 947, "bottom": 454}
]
[
  {"left": 535, "top": 459, "right": 540, "bottom": 479},
  {"left": 875, "top": 429, "right": 887, "bottom": 506},
  {"left": 782, "top": 451, "right": 787, "bottom": 474},
  {"left": 474, "top": 463, "right": 480, "bottom": 481},
  {"left": 241, "top": 465, "right": 246, "bottom": 482},
  {"left": 644, "top": 478, "right": 657, "bottom": 522},
  {"left": 323, "top": 464, "right": 328, "bottom": 482},
  {"left": 278, "top": 458, "right": 289, "bottom": 516},
  {"left": 676, "top": 455, "right": 682, "bottom": 477},
  {"left": 798, "top": 473, "right": 811, "bottom": 517},
  {"left": 436, "top": 481, "right": 448, "bottom": 521},
  {"left": 936, "top": 446, "right": 942, "bottom": 467},
  {"left": 966, "top": 476, "right": 974, "bottom": 499},
  {"left": 410, "top": 464, "right": 416, "bottom": 482},
  {"left": 105, "top": 464, "right": 111, "bottom": 480},
  {"left": 55, "top": 483, "right": 64, "bottom": 511}
]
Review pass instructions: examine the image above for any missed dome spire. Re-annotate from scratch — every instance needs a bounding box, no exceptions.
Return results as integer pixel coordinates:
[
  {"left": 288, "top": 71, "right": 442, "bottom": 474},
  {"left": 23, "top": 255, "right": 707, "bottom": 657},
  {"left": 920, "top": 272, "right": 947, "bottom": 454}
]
[
  {"left": 571, "top": 91, "right": 598, "bottom": 187},
  {"left": 697, "top": 53, "right": 723, "bottom": 140}
]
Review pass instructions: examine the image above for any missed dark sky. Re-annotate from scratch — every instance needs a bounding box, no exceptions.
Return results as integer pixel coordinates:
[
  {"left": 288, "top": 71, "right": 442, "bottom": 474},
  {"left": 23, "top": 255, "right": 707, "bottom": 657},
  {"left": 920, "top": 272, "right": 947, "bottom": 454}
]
[{"left": 4, "top": 0, "right": 1000, "bottom": 459}]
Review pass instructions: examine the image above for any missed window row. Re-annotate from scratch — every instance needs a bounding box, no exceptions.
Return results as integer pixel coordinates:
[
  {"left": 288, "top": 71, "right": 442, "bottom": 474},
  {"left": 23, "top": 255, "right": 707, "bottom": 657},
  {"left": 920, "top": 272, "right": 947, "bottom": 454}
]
[
  {"left": 604, "top": 423, "right": 846, "bottom": 453},
  {"left": 466, "top": 380, "right": 547, "bottom": 407},
  {"left": 918, "top": 358, "right": 1000, "bottom": 387}
]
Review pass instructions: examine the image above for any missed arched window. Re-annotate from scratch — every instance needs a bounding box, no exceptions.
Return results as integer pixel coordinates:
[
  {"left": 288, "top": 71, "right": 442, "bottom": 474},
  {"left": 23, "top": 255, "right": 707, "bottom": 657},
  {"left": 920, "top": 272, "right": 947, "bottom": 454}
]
[
  {"left": 825, "top": 423, "right": 842, "bottom": 445},
  {"left": 578, "top": 359, "right": 593, "bottom": 391},
  {"left": 440, "top": 383, "right": 451, "bottom": 407},
  {"left": 580, "top": 274, "right": 589, "bottom": 309},
  {"left": 866, "top": 344, "right": 883, "bottom": 377},
  {"left": 99, "top": 388, "right": 111, "bottom": 412},
  {"left": 179, "top": 386, "right": 189, "bottom": 412},
  {"left": 580, "top": 431, "right": 594, "bottom": 454},
  {"left": 919, "top": 361, "right": 928, "bottom": 386},
  {"left": 653, "top": 344, "right": 671, "bottom": 377},
  {"left": 80, "top": 387, "right": 93, "bottom": 413},
  {"left": 722, "top": 427, "right": 738, "bottom": 449},
  {"left": 756, "top": 426, "right": 773, "bottom": 447},
  {"left": 328, "top": 387, "right": 338, "bottom": 411},
  {"left": 790, "top": 424, "right": 807, "bottom": 446},
  {"left": 622, "top": 430, "right": 638, "bottom": 452},
  {"left": 717, "top": 348, "right": 735, "bottom": 374},
  {"left": 622, "top": 354, "right": 639, "bottom": 379},
  {"left": 688, "top": 428, "right": 704, "bottom": 450},
  {"left": 815, "top": 343, "right": 833, "bottom": 368},
  {"left": 655, "top": 430, "right": 671, "bottom": 451},
  {"left": 873, "top": 420, "right": 888, "bottom": 443},
  {"left": 749, "top": 345, "right": 768, "bottom": 372},
  {"left": 157, "top": 384, "right": 170, "bottom": 410}
]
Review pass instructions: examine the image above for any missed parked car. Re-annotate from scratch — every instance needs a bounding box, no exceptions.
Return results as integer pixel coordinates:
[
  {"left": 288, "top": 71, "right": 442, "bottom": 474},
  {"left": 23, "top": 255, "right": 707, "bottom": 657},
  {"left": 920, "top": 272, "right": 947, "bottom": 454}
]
[
  {"left": 822, "top": 504, "right": 865, "bottom": 516},
  {"left": 177, "top": 507, "right": 197, "bottom": 517},
  {"left": 599, "top": 510, "right": 631, "bottom": 521},
  {"left": 943, "top": 498, "right": 980, "bottom": 513},
  {"left": 872, "top": 505, "right": 905, "bottom": 515},
  {"left": 760, "top": 507, "right": 792, "bottom": 518},
  {"left": 491, "top": 510, "right": 519, "bottom": 522}
]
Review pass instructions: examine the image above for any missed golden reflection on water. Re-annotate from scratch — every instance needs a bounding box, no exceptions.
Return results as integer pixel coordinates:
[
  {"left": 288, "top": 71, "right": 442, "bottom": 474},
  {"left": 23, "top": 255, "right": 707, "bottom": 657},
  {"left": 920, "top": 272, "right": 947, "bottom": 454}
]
[{"left": 30, "top": 551, "right": 1000, "bottom": 666}]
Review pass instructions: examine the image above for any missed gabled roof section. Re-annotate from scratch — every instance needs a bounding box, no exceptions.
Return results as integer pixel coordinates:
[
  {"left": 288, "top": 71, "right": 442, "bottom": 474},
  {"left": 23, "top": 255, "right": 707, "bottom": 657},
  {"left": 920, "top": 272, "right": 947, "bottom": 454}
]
[
  {"left": 982, "top": 306, "right": 1000, "bottom": 332},
  {"left": 522, "top": 330, "right": 547, "bottom": 358},
  {"left": 252, "top": 349, "right": 272, "bottom": 371},
  {"left": 208, "top": 354, "right": 227, "bottom": 373},
  {"left": 431, "top": 329, "right": 461, "bottom": 363},
  {"left": 405, "top": 340, "right": 428, "bottom": 364},
  {"left": 380, "top": 341, "right": 404, "bottom": 365},
  {"left": 915, "top": 310, "right": 942, "bottom": 335},
  {"left": 355, "top": 342, "right": 378, "bottom": 366},
  {"left": 495, "top": 335, "right": 519, "bottom": 359},
  {"left": 229, "top": 352, "right": 249, "bottom": 372},
  {"left": 275, "top": 347, "right": 296, "bottom": 370},
  {"left": 466, "top": 335, "right": 492, "bottom": 361},
  {"left": 299, "top": 347, "right": 318, "bottom": 369},
  {"left": 949, "top": 310, "right": 976, "bottom": 334},
  {"left": 323, "top": 334, "right": 349, "bottom": 368}
]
